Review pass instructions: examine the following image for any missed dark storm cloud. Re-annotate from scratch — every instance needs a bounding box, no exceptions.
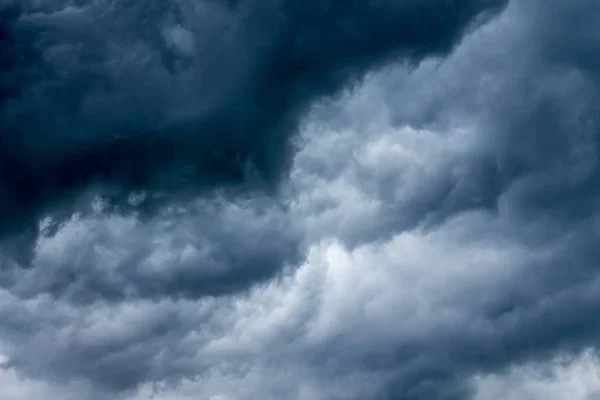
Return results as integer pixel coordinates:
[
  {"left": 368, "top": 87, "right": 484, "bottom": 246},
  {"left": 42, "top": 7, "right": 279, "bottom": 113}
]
[
  {"left": 0, "top": 0, "right": 511, "bottom": 396},
  {"left": 0, "top": 0, "right": 506, "bottom": 251},
  {"left": 6, "top": 0, "right": 600, "bottom": 399},
  {"left": 356, "top": 0, "right": 600, "bottom": 398},
  {"left": 296, "top": 0, "right": 600, "bottom": 250},
  {"left": 267, "top": 0, "right": 600, "bottom": 398}
]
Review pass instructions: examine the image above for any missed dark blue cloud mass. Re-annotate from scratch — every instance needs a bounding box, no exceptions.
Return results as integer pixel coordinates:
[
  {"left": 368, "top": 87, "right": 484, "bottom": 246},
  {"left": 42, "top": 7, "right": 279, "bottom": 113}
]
[
  {"left": 0, "top": 0, "right": 505, "bottom": 256},
  {"left": 3, "top": 0, "right": 600, "bottom": 400}
]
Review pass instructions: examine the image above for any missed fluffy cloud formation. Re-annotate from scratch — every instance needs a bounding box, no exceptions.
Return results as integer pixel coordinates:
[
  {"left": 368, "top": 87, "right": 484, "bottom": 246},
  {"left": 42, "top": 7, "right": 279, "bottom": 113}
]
[
  {"left": 0, "top": 0, "right": 505, "bottom": 253},
  {"left": 2, "top": 0, "right": 600, "bottom": 399}
]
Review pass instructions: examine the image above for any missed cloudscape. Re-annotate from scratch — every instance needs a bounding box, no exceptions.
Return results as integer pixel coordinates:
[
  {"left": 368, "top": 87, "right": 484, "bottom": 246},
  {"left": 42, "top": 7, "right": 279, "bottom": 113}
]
[{"left": 2, "top": 0, "right": 600, "bottom": 399}]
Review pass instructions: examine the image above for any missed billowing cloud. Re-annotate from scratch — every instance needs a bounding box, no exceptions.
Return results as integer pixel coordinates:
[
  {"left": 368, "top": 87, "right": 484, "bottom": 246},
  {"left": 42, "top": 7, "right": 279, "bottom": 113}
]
[
  {"left": 0, "top": 0, "right": 505, "bottom": 254},
  {"left": 2, "top": 0, "right": 600, "bottom": 399},
  {"left": 3, "top": 196, "right": 302, "bottom": 302}
]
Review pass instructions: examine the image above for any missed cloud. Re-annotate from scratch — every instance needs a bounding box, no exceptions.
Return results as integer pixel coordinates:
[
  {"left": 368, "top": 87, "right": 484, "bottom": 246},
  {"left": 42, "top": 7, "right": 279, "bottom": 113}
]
[
  {"left": 2, "top": 196, "right": 302, "bottom": 303},
  {"left": 0, "top": 0, "right": 506, "bottom": 257},
  {"left": 474, "top": 349, "right": 600, "bottom": 400},
  {"left": 3, "top": 0, "right": 600, "bottom": 399}
]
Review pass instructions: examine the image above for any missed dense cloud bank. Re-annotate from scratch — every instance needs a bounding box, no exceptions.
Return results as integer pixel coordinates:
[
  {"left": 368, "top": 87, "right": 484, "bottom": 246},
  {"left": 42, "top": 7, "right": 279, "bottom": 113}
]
[
  {"left": 2, "top": 0, "right": 600, "bottom": 399},
  {"left": 0, "top": 0, "right": 505, "bottom": 254}
]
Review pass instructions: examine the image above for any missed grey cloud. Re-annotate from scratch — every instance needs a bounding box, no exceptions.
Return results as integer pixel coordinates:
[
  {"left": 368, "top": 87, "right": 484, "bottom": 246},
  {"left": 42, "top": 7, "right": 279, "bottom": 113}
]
[
  {"left": 292, "top": 120, "right": 504, "bottom": 248},
  {"left": 5, "top": 0, "right": 600, "bottom": 399},
  {"left": 0, "top": 0, "right": 506, "bottom": 259},
  {"left": 0, "top": 1, "right": 511, "bottom": 392},
  {"left": 293, "top": 0, "right": 600, "bottom": 248},
  {"left": 474, "top": 349, "right": 600, "bottom": 400},
  {"left": 0, "top": 291, "right": 212, "bottom": 393},
  {"left": 279, "top": 0, "right": 600, "bottom": 398},
  {"left": 0, "top": 196, "right": 301, "bottom": 303},
  {"left": 370, "top": 0, "right": 600, "bottom": 397}
]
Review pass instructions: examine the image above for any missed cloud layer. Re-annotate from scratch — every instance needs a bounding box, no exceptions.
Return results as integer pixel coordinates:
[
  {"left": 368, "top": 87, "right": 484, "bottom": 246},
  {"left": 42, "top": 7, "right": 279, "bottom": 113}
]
[
  {"left": 2, "top": 0, "right": 600, "bottom": 399},
  {"left": 0, "top": 0, "right": 505, "bottom": 251}
]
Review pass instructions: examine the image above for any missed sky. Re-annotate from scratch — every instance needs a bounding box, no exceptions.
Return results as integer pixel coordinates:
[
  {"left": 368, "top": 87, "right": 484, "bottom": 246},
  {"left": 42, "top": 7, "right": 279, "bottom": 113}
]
[{"left": 1, "top": 0, "right": 600, "bottom": 399}]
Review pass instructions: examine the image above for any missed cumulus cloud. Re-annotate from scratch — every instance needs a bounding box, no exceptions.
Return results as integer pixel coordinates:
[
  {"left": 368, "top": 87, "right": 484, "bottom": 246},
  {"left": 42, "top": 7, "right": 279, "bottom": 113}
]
[
  {"left": 2, "top": 196, "right": 302, "bottom": 302},
  {"left": 2, "top": 0, "right": 600, "bottom": 399},
  {"left": 0, "top": 0, "right": 505, "bottom": 252}
]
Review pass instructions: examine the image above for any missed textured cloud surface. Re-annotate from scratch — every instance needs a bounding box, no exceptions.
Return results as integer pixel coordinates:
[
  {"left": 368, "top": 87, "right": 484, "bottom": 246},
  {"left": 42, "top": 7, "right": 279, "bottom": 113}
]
[
  {"left": 0, "top": 0, "right": 504, "bottom": 250},
  {"left": 2, "top": 0, "right": 600, "bottom": 399}
]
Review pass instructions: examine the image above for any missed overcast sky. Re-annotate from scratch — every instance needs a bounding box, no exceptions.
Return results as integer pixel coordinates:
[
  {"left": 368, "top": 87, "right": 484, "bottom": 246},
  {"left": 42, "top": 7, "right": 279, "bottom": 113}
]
[{"left": 2, "top": 0, "right": 600, "bottom": 399}]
